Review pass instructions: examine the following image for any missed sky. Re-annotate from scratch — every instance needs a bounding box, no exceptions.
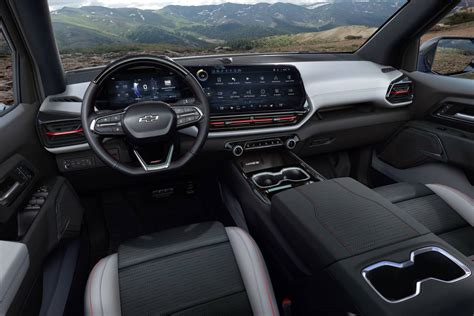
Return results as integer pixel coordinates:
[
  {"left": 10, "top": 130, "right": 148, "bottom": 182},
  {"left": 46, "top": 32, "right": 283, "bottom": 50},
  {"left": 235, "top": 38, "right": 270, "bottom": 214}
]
[{"left": 47, "top": 0, "right": 327, "bottom": 11}]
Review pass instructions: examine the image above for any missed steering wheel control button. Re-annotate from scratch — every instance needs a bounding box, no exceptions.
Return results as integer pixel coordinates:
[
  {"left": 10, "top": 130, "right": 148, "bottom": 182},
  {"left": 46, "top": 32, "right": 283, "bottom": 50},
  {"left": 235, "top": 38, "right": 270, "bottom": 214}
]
[{"left": 174, "top": 106, "right": 203, "bottom": 127}]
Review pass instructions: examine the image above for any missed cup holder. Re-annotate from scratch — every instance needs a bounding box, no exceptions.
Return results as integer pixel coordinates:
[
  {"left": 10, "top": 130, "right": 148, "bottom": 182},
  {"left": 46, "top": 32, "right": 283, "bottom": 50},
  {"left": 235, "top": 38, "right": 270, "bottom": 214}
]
[
  {"left": 251, "top": 167, "right": 311, "bottom": 189},
  {"left": 362, "top": 247, "right": 471, "bottom": 303}
]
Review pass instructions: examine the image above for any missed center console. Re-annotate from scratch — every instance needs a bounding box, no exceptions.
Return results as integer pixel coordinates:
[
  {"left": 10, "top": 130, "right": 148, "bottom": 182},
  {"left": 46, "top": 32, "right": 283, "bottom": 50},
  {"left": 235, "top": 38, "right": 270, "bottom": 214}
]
[
  {"left": 269, "top": 177, "right": 474, "bottom": 315},
  {"left": 224, "top": 148, "right": 474, "bottom": 314},
  {"left": 187, "top": 65, "right": 311, "bottom": 132}
]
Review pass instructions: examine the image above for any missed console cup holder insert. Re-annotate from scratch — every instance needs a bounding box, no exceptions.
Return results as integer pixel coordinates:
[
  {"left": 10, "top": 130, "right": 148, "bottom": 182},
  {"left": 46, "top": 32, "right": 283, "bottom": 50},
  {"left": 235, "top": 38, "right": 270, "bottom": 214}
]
[
  {"left": 362, "top": 246, "right": 471, "bottom": 303},
  {"left": 251, "top": 167, "right": 311, "bottom": 189}
]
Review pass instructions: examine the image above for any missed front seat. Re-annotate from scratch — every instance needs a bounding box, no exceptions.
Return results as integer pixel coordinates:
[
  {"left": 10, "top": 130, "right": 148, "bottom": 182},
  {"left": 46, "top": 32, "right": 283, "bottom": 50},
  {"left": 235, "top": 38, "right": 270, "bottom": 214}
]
[
  {"left": 375, "top": 182, "right": 474, "bottom": 256},
  {"left": 85, "top": 222, "right": 279, "bottom": 316}
]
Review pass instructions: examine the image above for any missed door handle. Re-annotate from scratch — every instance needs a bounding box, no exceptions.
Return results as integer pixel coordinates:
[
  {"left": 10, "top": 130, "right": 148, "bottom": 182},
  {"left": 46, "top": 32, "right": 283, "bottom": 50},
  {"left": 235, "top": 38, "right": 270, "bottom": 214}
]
[
  {"left": 0, "top": 181, "right": 21, "bottom": 204},
  {"left": 453, "top": 113, "right": 474, "bottom": 122}
]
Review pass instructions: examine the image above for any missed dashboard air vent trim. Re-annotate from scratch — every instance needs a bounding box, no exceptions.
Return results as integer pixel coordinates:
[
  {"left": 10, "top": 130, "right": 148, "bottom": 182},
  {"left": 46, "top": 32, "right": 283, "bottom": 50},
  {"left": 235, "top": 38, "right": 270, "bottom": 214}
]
[
  {"left": 386, "top": 76, "right": 414, "bottom": 105},
  {"left": 40, "top": 119, "right": 86, "bottom": 148}
]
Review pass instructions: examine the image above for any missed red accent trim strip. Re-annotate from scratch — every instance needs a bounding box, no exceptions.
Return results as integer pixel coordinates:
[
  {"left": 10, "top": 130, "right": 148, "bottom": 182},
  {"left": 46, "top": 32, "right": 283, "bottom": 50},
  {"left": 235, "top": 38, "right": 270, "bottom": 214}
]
[
  {"left": 276, "top": 115, "right": 297, "bottom": 121},
  {"left": 46, "top": 128, "right": 83, "bottom": 136},
  {"left": 210, "top": 115, "right": 298, "bottom": 127},
  {"left": 252, "top": 118, "right": 274, "bottom": 123},
  {"left": 390, "top": 89, "right": 411, "bottom": 95}
]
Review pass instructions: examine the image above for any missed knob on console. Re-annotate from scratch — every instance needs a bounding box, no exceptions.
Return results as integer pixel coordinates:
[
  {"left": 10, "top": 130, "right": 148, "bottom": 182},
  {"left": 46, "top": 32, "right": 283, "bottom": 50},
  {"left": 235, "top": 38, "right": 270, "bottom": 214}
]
[
  {"left": 196, "top": 69, "right": 209, "bottom": 82},
  {"left": 232, "top": 145, "right": 244, "bottom": 157},
  {"left": 285, "top": 137, "right": 298, "bottom": 150}
]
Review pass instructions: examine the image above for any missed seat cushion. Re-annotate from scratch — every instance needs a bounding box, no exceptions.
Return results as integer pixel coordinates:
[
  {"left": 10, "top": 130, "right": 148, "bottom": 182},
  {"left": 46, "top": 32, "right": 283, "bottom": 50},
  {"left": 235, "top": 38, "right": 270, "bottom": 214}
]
[
  {"left": 85, "top": 222, "right": 279, "bottom": 316},
  {"left": 374, "top": 183, "right": 468, "bottom": 234},
  {"left": 375, "top": 182, "right": 474, "bottom": 256}
]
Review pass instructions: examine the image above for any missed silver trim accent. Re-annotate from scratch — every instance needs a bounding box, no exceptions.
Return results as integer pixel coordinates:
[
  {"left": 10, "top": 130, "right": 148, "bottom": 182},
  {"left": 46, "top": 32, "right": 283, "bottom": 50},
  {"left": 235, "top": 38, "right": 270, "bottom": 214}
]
[
  {"left": 362, "top": 246, "right": 472, "bottom": 304},
  {"left": 44, "top": 143, "right": 90, "bottom": 154},
  {"left": 0, "top": 182, "right": 20, "bottom": 203},
  {"left": 133, "top": 145, "right": 174, "bottom": 171},
  {"left": 453, "top": 112, "right": 474, "bottom": 123},
  {"left": 251, "top": 167, "right": 311, "bottom": 189}
]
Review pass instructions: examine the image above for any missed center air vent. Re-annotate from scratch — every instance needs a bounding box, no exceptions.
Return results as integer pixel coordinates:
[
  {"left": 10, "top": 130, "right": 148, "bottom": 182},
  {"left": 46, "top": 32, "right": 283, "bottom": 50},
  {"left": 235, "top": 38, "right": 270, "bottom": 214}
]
[
  {"left": 386, "top": 77, "right": 414, "bottom": 104},
  {"left": 41, "top": 120, "right": 85, "bottom": 147},
  {"left": 210, "top": 112, "right": 304, "bottom": 131}
]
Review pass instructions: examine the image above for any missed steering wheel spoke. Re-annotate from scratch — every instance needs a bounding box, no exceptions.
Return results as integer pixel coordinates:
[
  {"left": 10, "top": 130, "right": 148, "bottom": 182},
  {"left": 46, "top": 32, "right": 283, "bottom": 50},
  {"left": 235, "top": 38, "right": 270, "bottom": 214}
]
[
  {"left": 90, "top": 111, "right": 126, "bottom": 136},
  {"left": 133, "top": 144, "right": 174, "bottom": 172},
  {"left": 172, "top": 106, "right": 204, "bottom": 129}
]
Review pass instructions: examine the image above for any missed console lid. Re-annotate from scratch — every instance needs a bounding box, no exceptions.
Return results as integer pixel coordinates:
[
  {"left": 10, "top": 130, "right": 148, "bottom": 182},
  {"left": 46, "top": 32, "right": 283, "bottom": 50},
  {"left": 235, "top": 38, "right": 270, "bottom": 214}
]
[{"left": 271, "top": 177, "right": 429, "bottom": 271}]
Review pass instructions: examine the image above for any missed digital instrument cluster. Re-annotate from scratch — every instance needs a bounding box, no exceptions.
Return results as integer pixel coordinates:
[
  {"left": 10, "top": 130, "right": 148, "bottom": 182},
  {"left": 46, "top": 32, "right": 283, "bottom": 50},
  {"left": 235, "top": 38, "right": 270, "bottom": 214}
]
[
  {"left": 187, "top": 65, "right": 306, "bottom": 115},
  {"left": 98, "top": 65, "right": 307, "bottom": 118},
  {"left": 98, "top": 68, "right": 187, "bottom": 109}
]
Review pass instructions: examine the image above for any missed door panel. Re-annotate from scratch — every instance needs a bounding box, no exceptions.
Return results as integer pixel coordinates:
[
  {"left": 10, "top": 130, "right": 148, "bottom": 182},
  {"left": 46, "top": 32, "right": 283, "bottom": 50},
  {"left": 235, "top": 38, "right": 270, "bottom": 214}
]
[{"left": 375, "top": 71, "right": 474, "bottom": 188}]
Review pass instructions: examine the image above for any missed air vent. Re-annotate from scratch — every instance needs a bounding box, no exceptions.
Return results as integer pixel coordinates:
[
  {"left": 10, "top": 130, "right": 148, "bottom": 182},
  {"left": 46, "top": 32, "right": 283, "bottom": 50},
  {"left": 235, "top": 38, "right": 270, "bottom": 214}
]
[
  {"left": 386, "top": 77, "right": 414, "bottom": 104},
  {"left": 210, "top": 112, "right": 303, "bottom": 131},
  {"left": 41, "top": 120, "right": 85, "bottom": 147},
  {"left": 49, "top": 96, "right": 82, "bottom": 102}
]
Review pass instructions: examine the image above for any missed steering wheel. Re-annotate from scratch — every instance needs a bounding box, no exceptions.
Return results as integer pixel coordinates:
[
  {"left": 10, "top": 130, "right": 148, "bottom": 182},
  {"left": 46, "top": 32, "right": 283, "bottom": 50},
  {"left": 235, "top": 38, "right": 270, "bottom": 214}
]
[{"left": 81, "top": 56, "right": 209, "bottom": 176}]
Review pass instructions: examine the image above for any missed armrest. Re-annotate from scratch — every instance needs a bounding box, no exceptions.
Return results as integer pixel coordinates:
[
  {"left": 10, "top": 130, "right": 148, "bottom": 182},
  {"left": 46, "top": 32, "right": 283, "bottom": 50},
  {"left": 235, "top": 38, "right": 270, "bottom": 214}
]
[{"left": 271, "top": 177, "right": 429, "bottom": 271}]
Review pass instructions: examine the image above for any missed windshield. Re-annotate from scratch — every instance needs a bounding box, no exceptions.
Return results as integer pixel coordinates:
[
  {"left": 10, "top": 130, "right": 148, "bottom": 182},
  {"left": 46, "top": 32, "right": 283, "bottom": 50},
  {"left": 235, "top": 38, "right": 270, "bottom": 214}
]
[{"left": 48, "top": 0, "right": 408, "bottom": 71}]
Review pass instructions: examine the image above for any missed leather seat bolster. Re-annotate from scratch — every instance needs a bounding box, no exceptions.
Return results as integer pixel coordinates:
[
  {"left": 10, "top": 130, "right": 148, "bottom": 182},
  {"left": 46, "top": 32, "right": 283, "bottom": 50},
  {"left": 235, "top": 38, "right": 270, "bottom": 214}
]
[
  {"left": 226, "top": 227, "right": 279, "bottom": 316},
  {"left": 85, "top": 254, "right": 121, "bottom": 316},
  {"left": 427, "top": 184, "right": 474, "bottom": 226}
]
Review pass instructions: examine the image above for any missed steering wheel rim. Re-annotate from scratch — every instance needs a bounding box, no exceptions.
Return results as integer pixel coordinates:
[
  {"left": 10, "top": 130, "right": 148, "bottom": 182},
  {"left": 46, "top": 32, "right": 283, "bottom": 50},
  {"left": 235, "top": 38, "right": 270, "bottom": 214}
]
[{"left": 81, "top": 55, "right": 209, "bottom": 176}]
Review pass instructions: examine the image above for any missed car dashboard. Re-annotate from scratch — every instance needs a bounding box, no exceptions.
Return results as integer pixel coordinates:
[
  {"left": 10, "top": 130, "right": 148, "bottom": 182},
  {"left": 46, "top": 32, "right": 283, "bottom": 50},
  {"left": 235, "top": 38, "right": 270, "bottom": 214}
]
[{"left": 37, "top": 56, "right": 415, "bottom": 172}]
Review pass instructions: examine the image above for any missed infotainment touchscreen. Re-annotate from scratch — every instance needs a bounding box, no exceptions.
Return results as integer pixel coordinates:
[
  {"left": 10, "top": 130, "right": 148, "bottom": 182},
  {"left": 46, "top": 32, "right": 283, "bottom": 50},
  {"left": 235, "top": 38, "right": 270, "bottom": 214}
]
[{"left": 187, "top": 65, "right": 306, "bottom": 115}]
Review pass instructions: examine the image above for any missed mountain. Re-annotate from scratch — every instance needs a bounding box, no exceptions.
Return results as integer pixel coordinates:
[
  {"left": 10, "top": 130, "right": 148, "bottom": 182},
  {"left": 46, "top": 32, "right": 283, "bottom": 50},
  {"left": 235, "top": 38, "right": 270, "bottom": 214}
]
[{"left": 50, "top": 1, "right": 404, "bottom": 50}]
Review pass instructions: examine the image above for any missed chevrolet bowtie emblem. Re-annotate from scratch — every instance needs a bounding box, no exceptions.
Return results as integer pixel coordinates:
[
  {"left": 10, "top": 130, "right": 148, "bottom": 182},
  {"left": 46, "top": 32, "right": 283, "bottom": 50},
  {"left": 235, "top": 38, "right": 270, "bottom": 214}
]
[{"left": 138, "top": 115, "right": 159, "bottom": 123}]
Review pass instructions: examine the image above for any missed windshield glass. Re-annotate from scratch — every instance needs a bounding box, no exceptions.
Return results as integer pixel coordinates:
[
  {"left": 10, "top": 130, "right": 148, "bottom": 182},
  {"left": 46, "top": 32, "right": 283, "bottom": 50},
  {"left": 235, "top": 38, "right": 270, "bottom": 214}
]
[{"left": 48, "top": 0, "right": 407, "bottom": 71}]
